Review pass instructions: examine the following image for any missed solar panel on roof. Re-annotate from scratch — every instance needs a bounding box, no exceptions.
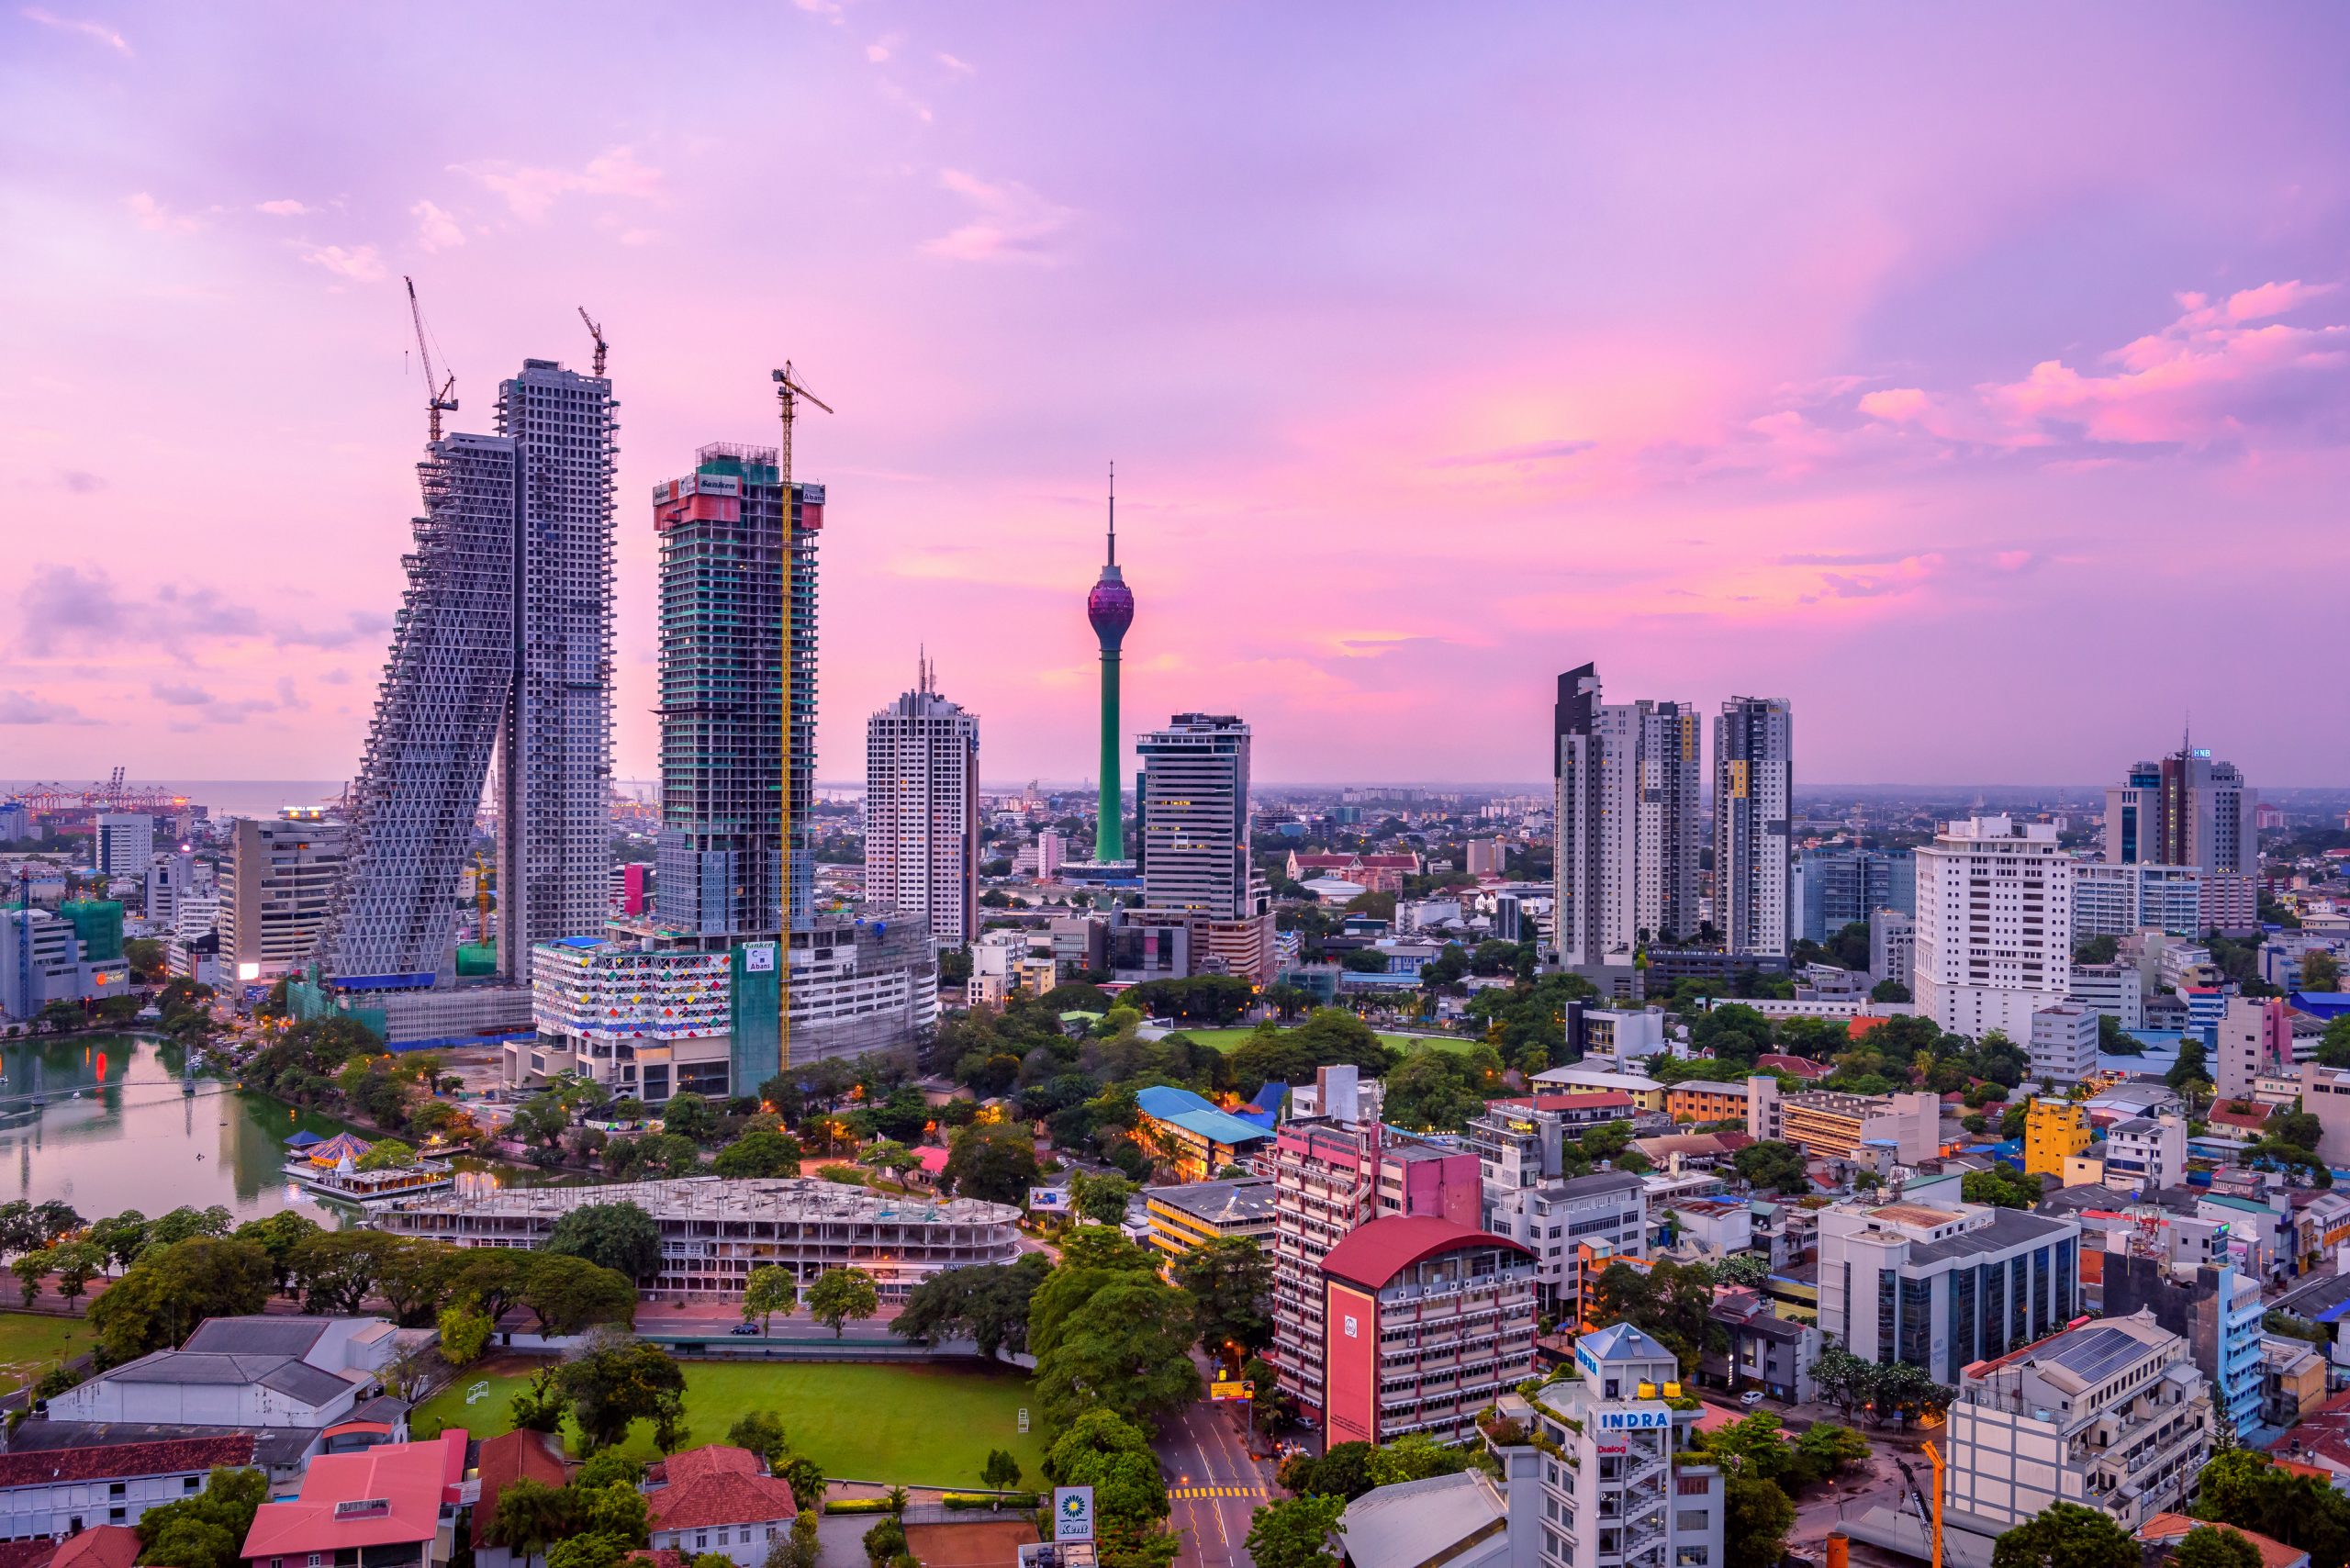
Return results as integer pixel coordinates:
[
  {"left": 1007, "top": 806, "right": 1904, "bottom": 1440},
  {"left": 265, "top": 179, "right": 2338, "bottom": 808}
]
[{"left": 2042, "top": 1326, "right": 2143, "bottom": 1384}]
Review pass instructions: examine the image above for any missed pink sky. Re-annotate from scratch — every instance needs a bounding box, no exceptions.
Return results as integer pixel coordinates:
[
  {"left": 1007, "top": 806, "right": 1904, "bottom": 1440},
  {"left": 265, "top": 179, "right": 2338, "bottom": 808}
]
[{"left": 6, "top": 6, "right": 2348, "bottom": 788}]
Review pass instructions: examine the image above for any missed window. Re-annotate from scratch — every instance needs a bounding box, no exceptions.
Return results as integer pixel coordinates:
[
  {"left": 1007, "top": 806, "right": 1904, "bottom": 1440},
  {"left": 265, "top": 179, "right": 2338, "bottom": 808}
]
[
  {"left": 185, "top": 1477, "right": 203, "bottom": 1492},
  {"left": 697, "top": 1536, "right": 710, "bottom": 1551}
]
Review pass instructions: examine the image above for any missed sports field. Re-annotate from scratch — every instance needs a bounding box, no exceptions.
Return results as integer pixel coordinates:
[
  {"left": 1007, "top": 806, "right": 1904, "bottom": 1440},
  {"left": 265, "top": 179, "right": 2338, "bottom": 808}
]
[
  {"left": 1179, "top": 1026, "right": 1475, "bottom": 1055},
  {"left": 0, "top": 1312, "right": 96, "bottom": 1395},
  {"left": 411, "top": 1358, "right": 1047, "bottom": 1490}
]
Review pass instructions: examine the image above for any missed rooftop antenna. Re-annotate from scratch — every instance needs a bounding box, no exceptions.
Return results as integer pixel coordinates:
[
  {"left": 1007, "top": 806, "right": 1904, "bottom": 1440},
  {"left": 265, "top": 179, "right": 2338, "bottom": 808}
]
[{"left": 1107, "top": 460, "right": 1116, "bottom": 566}]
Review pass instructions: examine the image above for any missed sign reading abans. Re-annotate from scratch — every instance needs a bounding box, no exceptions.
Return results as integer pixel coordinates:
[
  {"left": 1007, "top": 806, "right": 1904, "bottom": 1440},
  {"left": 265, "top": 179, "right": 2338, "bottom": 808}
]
[
  {"left": 743, "top": 943, "right": 777, "bottom": 973},
  {"left": 1054, "top": 1487, "right": 1096, "bottom": 1542},
  {"left": 1596, "top": 1406, "right": 1673, "bottom": 1431}
]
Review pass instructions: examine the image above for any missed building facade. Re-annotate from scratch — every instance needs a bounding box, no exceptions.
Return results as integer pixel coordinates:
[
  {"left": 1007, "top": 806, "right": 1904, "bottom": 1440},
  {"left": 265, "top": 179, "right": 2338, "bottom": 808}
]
[
  {"left": 2072, "top": 862, "right": 2203, "bottom": 941},
  {"left": 225, "top": 813, "right": 348, "bottom": 980},
  {"left": 1713, "top": 696, "right": 1793, "bottom": 958},
  {"left": 2029, "top": 1002, "right": 2098, "bottom": 1083},
  {"left": 1527, "top": 1324, "right": 1725, "bottom": 1568},
  {"left": 94, "top": 813, "right": 152, "bottom": 879},
  {"left": 864, "top": 674, "right": 979, "bottom": 946},
  {"left": 1320, "top": 1217, "right": 1538, "bottom": 1447},
  {"left": 1818, "top": 1199, "right": 2082, "bottom": 1379},
  {"left": 1597, "top": 699, "right": 1703, "bottom": 948},
  {"left": 1913, "top": 815, "right": 2073, "bottom": 1041},
  {"left": 1136, "top": 713, "right": 1271, "bottom": 982},
  {"left": 1747, "top": 1078, "right": 1939, "bottom": 1164},
  {"left": 1795, "top": 846, "right": 1916, "bottom": 945},
  {"left": 1552, "top": 664, "right": 1606, "bottom": 968},
  {"left": 2105, "top": 747, "right": 2255, "bottom": 878},
  {"left": 494, "top": 359, "right": 617, "bottom": 975}
]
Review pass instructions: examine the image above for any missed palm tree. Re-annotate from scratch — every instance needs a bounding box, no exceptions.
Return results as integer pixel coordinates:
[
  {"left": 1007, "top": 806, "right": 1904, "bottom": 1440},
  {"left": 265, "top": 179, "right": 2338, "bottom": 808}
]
[{"left": 488, "top": 1477, "right": 572, "bottom": 1568}]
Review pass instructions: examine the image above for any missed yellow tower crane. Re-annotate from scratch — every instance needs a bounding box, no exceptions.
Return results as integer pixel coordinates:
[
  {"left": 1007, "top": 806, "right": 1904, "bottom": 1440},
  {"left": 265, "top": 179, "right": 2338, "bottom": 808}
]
[
  {"left": 404, "top": 276, "right": 457, "bottom": 442},
  {"left": 770, "top": 363, "right": 832, "bottom": 1067}
]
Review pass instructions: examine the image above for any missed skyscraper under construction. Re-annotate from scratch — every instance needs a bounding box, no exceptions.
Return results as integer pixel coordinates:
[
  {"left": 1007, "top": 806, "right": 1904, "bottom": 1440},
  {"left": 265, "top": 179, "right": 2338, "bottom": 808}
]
[{"left": 323, "top": 356, "right": 615, "bottom": 1002}]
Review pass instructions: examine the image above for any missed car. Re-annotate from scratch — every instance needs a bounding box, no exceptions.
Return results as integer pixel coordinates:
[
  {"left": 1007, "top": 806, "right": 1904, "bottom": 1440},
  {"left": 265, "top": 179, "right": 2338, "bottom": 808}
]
[
  {"left": 1740, "top": 1390, "right": 1766, "bottom": 1406},
  {"left": 731, "top": 1323, "right": 761, "bottom": 1336}
]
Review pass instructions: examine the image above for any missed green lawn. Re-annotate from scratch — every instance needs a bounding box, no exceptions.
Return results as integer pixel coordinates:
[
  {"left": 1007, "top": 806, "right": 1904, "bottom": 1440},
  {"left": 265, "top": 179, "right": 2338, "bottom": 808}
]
[
  {"left": 412, "top": 1359, "right": 1047, "bottom": 1490},
  {"left": 0, "top": 1312, "right": 97, "bottom": 1394},
  {"left": 1180, "top": 1026, "right": 1476, "bottom": 1055}
]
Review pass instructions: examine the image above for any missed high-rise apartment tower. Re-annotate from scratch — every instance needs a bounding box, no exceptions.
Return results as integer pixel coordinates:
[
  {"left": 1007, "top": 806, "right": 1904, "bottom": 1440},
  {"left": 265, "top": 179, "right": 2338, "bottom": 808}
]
[
  {"left": 1714, "top": 696, "right": 1793, "bottom": 958},
  {"left": 865, "top": 662, "right": 979, "bottom": 946},
  {"left": 1551, "top": 664, "right": 1605, "bottom": 967},
  {"left": 2105, "top": 745, "right": 2255, "bottom": 876}
]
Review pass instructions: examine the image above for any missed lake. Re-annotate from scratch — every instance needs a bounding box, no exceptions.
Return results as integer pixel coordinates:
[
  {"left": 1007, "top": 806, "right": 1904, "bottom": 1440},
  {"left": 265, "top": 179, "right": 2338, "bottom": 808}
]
[{"left": 0, "top": 1036, "right": 588, "bottom": 1231}]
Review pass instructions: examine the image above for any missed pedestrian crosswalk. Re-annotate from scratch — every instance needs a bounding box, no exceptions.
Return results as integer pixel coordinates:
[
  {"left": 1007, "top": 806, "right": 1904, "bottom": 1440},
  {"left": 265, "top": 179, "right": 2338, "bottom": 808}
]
[{"left": 1172, "top": 1486, "right": 1268, "bottom": 1500}]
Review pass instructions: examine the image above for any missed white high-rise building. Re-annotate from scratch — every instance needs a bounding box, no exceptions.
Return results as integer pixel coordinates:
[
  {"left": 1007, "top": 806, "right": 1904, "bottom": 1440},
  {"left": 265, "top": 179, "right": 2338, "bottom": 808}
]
[
  {"left": 1137, "top": 712, "right": 1271, "bottom": 981},
  {"left": 143, "top": 849, "right": 196, "bottom": 928},
  {"left": 1596, "top": 699, "right": 1702, "bottom": 948},
  {"left": 95, "top": 813, "right": 152, "bottom": 879},
  {"left": 1870, "top": 908, "right": 1915, "bottom": 990},
  {"left": 2072, "top": 861, "right": 2203, "bottom": 940},
  {"left": 1915, "top": 815, "right": 2074, "bottom": 1040},
  {"left": 1713, "top": 696, "right": 1791, "bottom": 958},
  {"left": 224, "top": 812, "right": 349, "bottom": 980},
  {"left": 864, "top": 666, "right": 979, "bottom": 946}
]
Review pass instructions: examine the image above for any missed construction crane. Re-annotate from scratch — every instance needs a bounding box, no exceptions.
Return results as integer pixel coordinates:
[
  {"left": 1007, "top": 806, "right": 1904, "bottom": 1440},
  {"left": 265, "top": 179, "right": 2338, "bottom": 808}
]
[
  {"left": 577, "top": 308, "right": 607, "bottom": 376},
  {"left": 404, "top": 275, "right": 458, "bottom": 442},
  {"left": 770, "top": 363, "right": 833, "bottom": 1066},
  {"left": 104, "top": 767, "right": 126, "bottom": 809},
  {"left": 1894, "top": 1442, "right": 1946, "bottom": 1568},
  {"left": 472, "top": 849, "right": 494, "bottom": 942}
]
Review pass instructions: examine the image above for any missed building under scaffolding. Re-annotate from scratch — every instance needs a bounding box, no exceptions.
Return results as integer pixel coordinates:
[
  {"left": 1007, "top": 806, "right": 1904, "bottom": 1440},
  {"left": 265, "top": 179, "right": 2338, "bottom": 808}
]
[{"left": 368, "top": 1175, "right": 1021, "bottom": 1301}]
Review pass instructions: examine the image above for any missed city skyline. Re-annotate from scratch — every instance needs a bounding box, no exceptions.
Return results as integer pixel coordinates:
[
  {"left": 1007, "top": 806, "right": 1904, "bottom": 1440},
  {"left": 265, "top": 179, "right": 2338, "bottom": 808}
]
[{"left": 7, "top": 7, "right": 2350, "bottom": 787}]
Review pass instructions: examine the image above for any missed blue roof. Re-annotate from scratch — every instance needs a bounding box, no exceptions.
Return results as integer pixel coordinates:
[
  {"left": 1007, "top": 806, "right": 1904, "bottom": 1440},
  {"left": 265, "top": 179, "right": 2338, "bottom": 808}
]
[
  {"left": 1575, "top": 1322, "right": 1675, "bottom": 1363},
  {"left": 1135, "top": 1086, "right": 1274, "bottom": 1149},
  {"left": 2293, "top": 992, "right": 2350, "bottom": 1020},
  {"left": 284, "top": 1130, "right": 325, "bottom": 1148}
]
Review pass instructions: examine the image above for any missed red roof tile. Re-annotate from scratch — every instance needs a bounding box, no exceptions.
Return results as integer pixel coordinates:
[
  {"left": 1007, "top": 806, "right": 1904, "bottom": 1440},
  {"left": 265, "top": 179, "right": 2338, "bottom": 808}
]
[
  {"left": 2140, "top": 1515, "right": 2307, "bottom": 1568},
  {"left": 48, "top": 1531, "right": 138, "bottom": 1568},
  {"left": 0, "top": 1435, "right": 254, "bottom": 1490},
  {"left": 1751, "top": 1055, "right": 1826, "bottom": 1079},
  {"left": 0, "top": 1541, "right": 57, "bottom": 1568},
  {"left": 1318, "top": 1215, "right": 1532, "bottom": 1290},
  {"left": 241, "top": 1437, "right": 461, "bottom": 1560},
  {"left": 646, "top": 1471, "right": 797, "bottom": 1533},
  {"left": 472, "top": 1429, "right": 569, "bottom": 1546},
  {"left": 661, "top": 1446, "right": 762, "bottom": 1485}
]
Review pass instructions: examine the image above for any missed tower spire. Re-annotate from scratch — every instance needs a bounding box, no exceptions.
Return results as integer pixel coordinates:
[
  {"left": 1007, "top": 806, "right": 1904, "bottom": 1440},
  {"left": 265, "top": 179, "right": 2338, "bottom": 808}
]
[{"left": 1107, "top": 460, "right": 1116, "bottom": 568}]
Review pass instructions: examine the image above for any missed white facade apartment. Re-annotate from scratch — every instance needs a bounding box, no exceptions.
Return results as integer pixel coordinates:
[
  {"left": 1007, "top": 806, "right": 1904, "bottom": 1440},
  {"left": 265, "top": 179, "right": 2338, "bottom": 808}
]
[
  {"left": 863, "top": 678, "right": 979, "bottom": 946},
  {"left": 1553, "top": 665, "right": 1607, "bottom": 968},
  {"left": 2028, "top": 1003, "right": 2098, "bottom": 1084},
  {"left": 95, "top": 813, "right": 152, "bottom": 878},
  {"left": 223, "top": 813, "right": 347, "bottom": 979},
  {"left": 2072, "top": 861, "right": 2203, "bottom": 940},
  {"left": 1595, "top": 700, "right": 1703, "bottom": 950},
  {"left": 1713, "top": 696, "right": 1792, "bottom": 958},
  {"left": 2067, "top": 961, "right": 2144, "bottom": 1030},
  {"left": 1137, "top": 712, "right": 1256, "bottom": 916},
  {"left": 1871, "top": 908, "right": 1915, "bottom": 990},
  {"left": 2100, "top": 1114, "right": 2188, "bottom": 1193},
  {"left": 1943, "top": 1310, "right": 2211, "bottom": 1534},
  {"left": 1914, "top": 815, "right": 2072, "bottom": 1041},
  {"left": 1528, "top": 1325, "right": 1725, "bottom": 1568}
]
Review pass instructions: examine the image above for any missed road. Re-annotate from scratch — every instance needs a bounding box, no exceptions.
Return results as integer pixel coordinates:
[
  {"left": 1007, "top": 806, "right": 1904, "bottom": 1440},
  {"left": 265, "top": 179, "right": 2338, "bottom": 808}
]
[{"left": 1157, "top": 1397, "right": 1272, "bottom": 1568}]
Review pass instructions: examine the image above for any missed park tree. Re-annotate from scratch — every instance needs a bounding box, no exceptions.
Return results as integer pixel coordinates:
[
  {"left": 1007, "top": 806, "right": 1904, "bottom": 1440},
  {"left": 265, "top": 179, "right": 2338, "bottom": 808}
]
[
  {"left": 520, "top": 1252, "right": 639, "bottom": 1336},
  {"left": 1245, "top": 1495, "right": 1346, "bottom": 1568},
  {"left": 890, "top": 1254, "right": 1051, "bottom": 1361},
  {"left": 546, "top": 1200, "right": 662, "bottom": 1280},
  {"left": 91, "top": 1238, "right": 272, "bottom": 1364},
  {"left": 1731, "top": 1140, "right": 1810, "bottom": 1194},
  {"left": 1030, "top": 1269, "right": 1200, "bottom": 1433},
  {"left": 1069, "top": 1170, "right": 1138, "bottom": 1226},
  {"left": 1722, "top": 1477, "right": 1795, "bottom": 1568},
  {"left": 509, "top": 1366, "right": 572, "bottom": 1434},
  {"left": 561, "top": 1333, "right": 688, "bottom": 1450},
  {"left": 807, "top": 1266, "right": 880, "bottom": 1337},
  {"left": 942, "top": 1122, "right": 1041, "bottom": 1206},
  {"left": 355, "top": 1138, "right": 418, "bottom": 1171},
  {"left": 1170, "top": 1235, "right": 1273, "bottom": 1358},
  {"left": 89, "top": 1209, "right": 151, "bottom": 1272},
  {"left": 1588, "top": 1260, "right": 1718, "bottom": 1375},
  {"left": 1042, "top": 1410, "right": 1180, "bottom": 1568},
  {"left": 728, "top": 1412, "right": 791, "bottom": 1469},
  {"left": 2171, "top": 1529, "right": 2265, "bottom": 1568},
  {"left": 146, "top": 1204, "right": 232, "bottom": 1249},
  {"left": 1962, "top": 1167, "right": 2045, "bottom": 1210},
  {"left": 1990, "top": 1503, "right": 2140, "bottom": 1568},
  {"left": 659, "top": 1092, "right": 720, "bottom": 1145},
  {"left": 487, "top": 1477, "right": 578, "bottom": 1568},
  {"left": 229, "top": 1210, "right": 320, "bottom": 1294},
  {"left": 1692, "top": 1003, "right": 1774, "bottom": 1063},
  {"left": 136, "top": 1466, "right": 268, "bottom": 1568},
  {"left": 743, "top": 1265, "right": 798, "bottom": 1333},
  {"left": 715, "top": 1129, "right": 806, "bottom": 1179},
  {"left": 982, "top": 1450, "right": 1024, "bottom": 1495},
  {"left": 438, "top": 1299, "right": 494, "bottom": 1368}
]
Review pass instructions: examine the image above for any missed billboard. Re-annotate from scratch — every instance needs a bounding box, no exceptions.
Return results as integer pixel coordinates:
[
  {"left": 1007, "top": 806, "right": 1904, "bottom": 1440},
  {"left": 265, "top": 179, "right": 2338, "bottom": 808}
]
[
  {"left": 1029, "top": 1186, "right": 1071, "bottom": 1213},
  {"left": 1053, "top": 1488, "right": 1094, "bottom": 1542}
]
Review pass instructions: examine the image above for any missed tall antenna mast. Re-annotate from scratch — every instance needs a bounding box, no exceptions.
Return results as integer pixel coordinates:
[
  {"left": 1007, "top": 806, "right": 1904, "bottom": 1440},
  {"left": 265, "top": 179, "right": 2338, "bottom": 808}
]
[{"left": 1107, "top": 460, "right": 1116, "bottom": 566}]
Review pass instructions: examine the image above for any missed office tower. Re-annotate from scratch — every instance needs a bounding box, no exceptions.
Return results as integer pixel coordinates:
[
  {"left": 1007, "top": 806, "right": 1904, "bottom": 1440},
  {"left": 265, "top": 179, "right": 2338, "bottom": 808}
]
[
  {"left": 1551, "top": 664, "right": 1605, "bottom": 966},
  {"left": 650, "top": 442, "right": 800, "bottom": 941},
  {"left": 1608, "top": 699, "right": 1702, "bottom": 946},
  {"left": 323, "top": 431, "right": 518, "bottom": 987},
  {"left": 144, "top": 848, "right": 196, "bottom": 928},
  {"left": 1913, "top": 815, "right": 2074, "bottom": 1039},
  {"left": 1793, "top": 846, "right": 1916, "bottom": 944},
  {"left": 1818, "top": 1199, "right": 2081, "bottom": 1378},
  {"left": 94, "top": 813, "right": 151, "bottom": 879},
  {"left": 1713, "top": 696, "right": 1793, "bottom": 958},
  {"left": 864, "top": 661, "right": 980, "bottom": 946},
  {"left": 1085, "top": 476, "right": 1135, "bottom": 864},
  {"left": 226, "top": 812, "right": 348, "bottom": 980},
  {"left": 494, "top": 358, "right": 617, "bottom": 975},
  {"left": 2105, "top": 745, "right": 2256, "bottom": 875},
  {"left": 1137, "top": 712, "right": 1271, "bottom": 980},
  {"left": 2070, "top": 861, "right": 2202, "bottom": 940}
]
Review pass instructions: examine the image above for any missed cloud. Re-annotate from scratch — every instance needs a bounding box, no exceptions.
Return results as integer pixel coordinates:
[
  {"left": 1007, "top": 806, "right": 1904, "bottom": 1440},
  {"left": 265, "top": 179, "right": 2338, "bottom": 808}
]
[
  {"left": 792, "top": 0, "right": 843, "bottom": 20},
  {"left": 17, "top": 566, "right": 381, "bottom": 657},
  {"left": 866, "top": 30, "right": 901, "bottom": 62},
  {"left": 303, "top": 243, "right": 386, "bottom": 283},
  {"left": 935, "top": 50, "right": 974, "bottom": 74},
  {"left": 0, "top": 689, "right": 93, "bottom": 724},
  {"left": 151, "top": 680, "right": 209, "bottom": 706},
  {"left": 58, "top": 469, "right": 104, "bottom": 493},
  {"left": 1430, "top": 438, "right": 1596, "bottom": 468},
  {"left": 922, "top": 169, "right": 1074, "bottom": 263},
  {"left": 125, "top": 193, "right": 199, "bottom": 234},
  {"left": 411, "top": 199, "right": 464, "bottom": 252},
  {"left": 451, "top": 144, "right": 664, "bottom": 221},
  {"left": 21, "top": 6, "right": 127, "bottom": 52},
  {"left": 255, "top": 198, "right": 313, "bottom": 217},
  {"left": 1851, "top": 279, "right": 2350, "bottom": 451}
]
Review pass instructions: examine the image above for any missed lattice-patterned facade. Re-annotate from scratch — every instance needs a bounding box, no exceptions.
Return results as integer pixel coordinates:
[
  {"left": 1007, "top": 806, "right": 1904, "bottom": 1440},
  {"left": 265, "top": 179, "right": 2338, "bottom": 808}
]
[{"left": 320, "top": 434, "right": 518, "bottom": 986}]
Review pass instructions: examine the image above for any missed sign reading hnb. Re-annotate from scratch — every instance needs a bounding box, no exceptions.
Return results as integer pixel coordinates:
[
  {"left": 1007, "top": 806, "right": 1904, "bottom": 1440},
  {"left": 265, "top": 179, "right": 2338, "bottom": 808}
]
[
  {"left": 1054, "top": 1487, "right": 1096, "bottom": 1542},
  {"left": 1596, "top": 1406, "right": 1673, "bottom": 1431}
]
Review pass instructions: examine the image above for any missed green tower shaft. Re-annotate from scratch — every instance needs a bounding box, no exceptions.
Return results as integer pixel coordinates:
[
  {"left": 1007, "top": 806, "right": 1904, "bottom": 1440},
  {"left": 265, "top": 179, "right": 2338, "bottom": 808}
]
[{"left": 1097, "top": 650, "right": 1123, "bottom": 862}]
